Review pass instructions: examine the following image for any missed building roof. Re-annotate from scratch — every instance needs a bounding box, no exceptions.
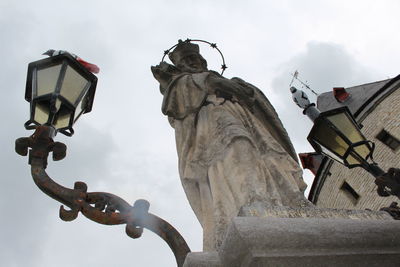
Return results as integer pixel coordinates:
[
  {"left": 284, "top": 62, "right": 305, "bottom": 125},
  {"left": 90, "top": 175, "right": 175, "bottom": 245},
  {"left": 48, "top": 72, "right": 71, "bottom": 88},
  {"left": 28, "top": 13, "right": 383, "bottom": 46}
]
[
  {"left": 316, "top": 78, "right": 391, "bottom": 115},
  {"left": 308, "top": 74, "right": 400, "bottom": 203}
]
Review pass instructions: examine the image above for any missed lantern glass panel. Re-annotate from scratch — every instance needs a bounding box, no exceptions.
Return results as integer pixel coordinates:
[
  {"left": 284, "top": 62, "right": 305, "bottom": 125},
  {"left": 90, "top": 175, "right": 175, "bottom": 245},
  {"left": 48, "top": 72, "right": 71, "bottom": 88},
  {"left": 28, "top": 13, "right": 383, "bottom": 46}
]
[
  {"left": 60, "top": 65, "right": 89, "bottom": 105},
  {"left": 326, "top": 112, "right": 371, "bottom": 162},
  {"left": 34, "top": 104, "right": 49, "bottom": 125},
  {"left": 327, "top": 113, "right": 364, "bottom": 143},
  {"left": 37, "top": 64, "right": 62, "bottom": 97},
  {"left": 346, "top": 143, "right": 371, "bottom": 166},
  {"left": 312, "top": 120, "right": 350, "bottom": 157},
  {"left": 316, "top": 140, "right": 344, "bottom": 164},
  {"left": 53, "top": 101, "right": 73, "bottom": 129},
  {"left": 74, "top": 97, "right": 85, "bottom": 121},
  {"left": 55, "top": 113, "right": 71, "bottom": 129}
]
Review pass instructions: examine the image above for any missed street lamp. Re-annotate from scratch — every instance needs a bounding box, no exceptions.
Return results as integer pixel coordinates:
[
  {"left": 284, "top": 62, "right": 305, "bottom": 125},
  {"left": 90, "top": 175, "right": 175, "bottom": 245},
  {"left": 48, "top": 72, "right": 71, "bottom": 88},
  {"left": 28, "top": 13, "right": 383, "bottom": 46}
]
[
  {"left": 24, "top": 53, "right": 97, "bottom": 136},
  {"left": 307, "top": 107, "right": 380, "bottom": 174},
  {"left": 15, "top": 51, "right": 190, "bottom": 267},
  {"left": 291, "top": 86, "right": 400, "bottom": 198}
]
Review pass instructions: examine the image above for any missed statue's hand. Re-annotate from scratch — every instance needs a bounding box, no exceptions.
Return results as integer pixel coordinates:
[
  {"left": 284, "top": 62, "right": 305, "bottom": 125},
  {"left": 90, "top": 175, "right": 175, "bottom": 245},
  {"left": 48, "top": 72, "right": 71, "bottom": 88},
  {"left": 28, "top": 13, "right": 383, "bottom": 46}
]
[
  {"left": 207, "top": 74, "right": 254, "bottom": 98},
  {"left": 151, "top": 62, "right": 181, "bottom": 92},
  {"left": 151, "top": 62, "right": 179, "bottom": 80}
]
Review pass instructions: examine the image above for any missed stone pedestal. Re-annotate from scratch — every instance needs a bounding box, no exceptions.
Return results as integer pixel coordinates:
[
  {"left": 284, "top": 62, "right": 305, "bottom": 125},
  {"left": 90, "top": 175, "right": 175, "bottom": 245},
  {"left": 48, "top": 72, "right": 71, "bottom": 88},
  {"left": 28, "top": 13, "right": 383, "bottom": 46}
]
[{"left": 183, "top": 208, "right": 400, "bottom": 267}]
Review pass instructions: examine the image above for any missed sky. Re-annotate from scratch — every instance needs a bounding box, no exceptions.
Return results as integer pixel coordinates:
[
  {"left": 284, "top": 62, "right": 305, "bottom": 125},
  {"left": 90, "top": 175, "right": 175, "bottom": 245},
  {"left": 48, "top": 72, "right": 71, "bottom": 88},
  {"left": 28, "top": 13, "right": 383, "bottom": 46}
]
[{"left": 1, "top": 0, "right": 400, "bottom": 266}]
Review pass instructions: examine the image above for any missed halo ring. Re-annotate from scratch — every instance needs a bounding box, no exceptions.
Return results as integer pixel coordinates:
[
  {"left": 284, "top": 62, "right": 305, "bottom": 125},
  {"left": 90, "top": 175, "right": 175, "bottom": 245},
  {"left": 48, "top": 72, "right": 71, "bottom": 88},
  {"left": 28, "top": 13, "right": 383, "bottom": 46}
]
[{"left": 161, "top": 38, "right": 227, "bottom": 75}]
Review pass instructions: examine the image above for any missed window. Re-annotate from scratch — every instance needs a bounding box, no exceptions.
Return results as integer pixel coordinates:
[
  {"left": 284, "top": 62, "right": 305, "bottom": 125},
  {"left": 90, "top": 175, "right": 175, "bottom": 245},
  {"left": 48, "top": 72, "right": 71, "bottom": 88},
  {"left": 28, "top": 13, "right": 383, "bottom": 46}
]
[
  {"left": 376, "top": 129, "right": 400, "bottom": 151},
  {"left": 340, "top": 181, "right": 360, "bottom": 205}
]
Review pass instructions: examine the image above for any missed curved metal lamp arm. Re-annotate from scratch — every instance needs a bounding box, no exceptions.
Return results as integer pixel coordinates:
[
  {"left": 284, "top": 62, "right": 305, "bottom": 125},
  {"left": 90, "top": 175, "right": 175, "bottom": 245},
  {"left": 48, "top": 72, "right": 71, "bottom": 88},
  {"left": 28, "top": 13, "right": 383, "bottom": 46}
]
[{"left": 15, "top": 126, "right": 190, "bottom": 267}]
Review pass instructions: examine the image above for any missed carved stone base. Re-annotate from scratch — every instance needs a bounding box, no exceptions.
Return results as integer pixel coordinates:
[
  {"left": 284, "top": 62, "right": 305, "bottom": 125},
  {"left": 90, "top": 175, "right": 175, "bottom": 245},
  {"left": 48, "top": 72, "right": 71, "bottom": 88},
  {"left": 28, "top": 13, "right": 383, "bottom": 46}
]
[
  {"left": 184, "top": 252, "right": 221, "bottom": 267},
  {"left": 238, "top": 204, "right": 393, "bottom": 220},
  {"left": 184, "top": 208, "right": 400, "bottom": 267}
]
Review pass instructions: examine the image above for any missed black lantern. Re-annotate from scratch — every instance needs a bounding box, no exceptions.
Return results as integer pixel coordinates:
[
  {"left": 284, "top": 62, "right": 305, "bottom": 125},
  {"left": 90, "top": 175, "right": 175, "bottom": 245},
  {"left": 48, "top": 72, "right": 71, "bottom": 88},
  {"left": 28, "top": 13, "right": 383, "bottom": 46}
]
[
  {"left": 291, "top": 86, "right": 400, "bottom": 198},
  {"left": 25, "top": 53, "right": 97, "bottom": 136},
  {"left": 307, "top": 106, "right": 384, "bottom": 177}
]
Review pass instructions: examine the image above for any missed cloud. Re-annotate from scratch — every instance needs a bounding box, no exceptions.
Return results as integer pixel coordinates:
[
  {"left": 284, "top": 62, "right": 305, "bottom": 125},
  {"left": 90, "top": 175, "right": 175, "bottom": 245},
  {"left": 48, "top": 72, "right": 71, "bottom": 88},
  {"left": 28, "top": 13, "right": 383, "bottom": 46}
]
[{"left": 272, "top": 41, "right": 374, "bottom": 97}]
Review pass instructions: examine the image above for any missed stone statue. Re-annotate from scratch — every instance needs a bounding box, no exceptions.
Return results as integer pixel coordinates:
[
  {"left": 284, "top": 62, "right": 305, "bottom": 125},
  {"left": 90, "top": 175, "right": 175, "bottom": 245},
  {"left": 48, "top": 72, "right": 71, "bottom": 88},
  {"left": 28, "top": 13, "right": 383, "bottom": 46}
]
[{"left": 151, "top": 40, "right": 311, "bottom": 251}]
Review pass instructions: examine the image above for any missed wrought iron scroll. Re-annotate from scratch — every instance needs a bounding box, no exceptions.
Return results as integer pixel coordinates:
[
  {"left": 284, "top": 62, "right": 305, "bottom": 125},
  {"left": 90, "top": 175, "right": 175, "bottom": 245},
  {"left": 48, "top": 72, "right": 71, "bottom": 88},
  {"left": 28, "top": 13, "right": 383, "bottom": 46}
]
[{"left": 15, "top": 126, "right": 190, "bottom": 267}]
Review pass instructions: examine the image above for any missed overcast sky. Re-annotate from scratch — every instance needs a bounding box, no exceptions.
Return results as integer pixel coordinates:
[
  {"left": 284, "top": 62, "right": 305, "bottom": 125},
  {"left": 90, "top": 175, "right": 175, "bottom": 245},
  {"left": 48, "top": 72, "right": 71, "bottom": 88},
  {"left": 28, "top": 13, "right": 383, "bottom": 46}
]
[{"left": 2, "top": 0, "right": 400, "bottom": 266}]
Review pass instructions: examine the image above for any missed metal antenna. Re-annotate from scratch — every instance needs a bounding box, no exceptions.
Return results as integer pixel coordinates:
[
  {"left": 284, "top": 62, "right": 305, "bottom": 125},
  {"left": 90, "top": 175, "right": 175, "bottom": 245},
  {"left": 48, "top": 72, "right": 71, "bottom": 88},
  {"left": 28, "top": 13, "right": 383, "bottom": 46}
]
[
  {"left": 290, "top": 70, "right": 319, "bottom": 96},
  {"left": 289, "top": 70, "right": 298, "bottom": 87}
]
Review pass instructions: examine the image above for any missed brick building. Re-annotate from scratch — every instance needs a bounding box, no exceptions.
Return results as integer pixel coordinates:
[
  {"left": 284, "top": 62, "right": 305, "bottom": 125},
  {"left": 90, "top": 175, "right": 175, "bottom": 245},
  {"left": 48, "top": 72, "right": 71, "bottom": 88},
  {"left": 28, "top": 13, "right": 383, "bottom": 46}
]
[{"left": 305, "top": 75, "right": 400, "bottom": 210}]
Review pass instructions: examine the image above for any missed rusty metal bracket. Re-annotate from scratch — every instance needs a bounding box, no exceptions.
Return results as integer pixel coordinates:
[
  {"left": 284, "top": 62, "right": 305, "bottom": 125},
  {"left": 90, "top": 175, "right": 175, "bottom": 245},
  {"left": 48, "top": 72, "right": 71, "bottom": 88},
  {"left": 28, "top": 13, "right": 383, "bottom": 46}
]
[{"left": 15, "top": 126, "right": 191, "bottom": 267}]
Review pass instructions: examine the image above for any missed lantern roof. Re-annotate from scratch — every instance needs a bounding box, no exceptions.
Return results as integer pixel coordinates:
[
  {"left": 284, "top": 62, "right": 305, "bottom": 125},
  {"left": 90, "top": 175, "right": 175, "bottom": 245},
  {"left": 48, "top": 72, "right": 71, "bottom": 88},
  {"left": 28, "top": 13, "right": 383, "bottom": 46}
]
[{"left": 25, "top": 53, "right": 98, "bottom": 113}]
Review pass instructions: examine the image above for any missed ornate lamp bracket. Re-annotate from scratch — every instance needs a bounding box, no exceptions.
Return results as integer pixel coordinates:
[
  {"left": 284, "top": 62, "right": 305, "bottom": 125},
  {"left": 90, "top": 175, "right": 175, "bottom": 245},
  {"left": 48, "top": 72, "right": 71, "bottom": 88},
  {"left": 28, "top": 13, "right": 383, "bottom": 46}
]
[{"left": 15, "top": 126, "right": 190, "bottom": 267}]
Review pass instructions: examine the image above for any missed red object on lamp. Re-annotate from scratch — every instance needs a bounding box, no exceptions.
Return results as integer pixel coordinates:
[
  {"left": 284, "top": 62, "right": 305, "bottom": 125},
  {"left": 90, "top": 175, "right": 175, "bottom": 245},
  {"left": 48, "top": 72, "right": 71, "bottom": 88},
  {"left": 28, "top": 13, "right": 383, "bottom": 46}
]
[
  {"left": 42, "top": 49, "right": 100, "bottom": 74},
  {"left": 76, "top": 57, "right": 100, "bottom": 74},
  {"left": 333, "top": 87, "right": 350, "bottom": 102}
]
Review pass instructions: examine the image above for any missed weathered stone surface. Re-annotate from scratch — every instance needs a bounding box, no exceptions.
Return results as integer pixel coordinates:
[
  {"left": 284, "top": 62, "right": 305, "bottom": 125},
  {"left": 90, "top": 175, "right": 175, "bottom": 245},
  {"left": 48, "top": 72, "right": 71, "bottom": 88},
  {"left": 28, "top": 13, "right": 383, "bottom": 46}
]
[
  {"left": 239, "top": 204, "right": 393, "bottom": 220},
  {"left": 184, "top": 207, "right": 400, "bottom": 267},
  {"left": 218, "top": 217, "right": 400, "bottom": 267},
  {"left": 183, "top": 252, "right": 221, "bottom": 267},
  {"left": 152, "top": 40, "right": 312, "bottom": 251}
]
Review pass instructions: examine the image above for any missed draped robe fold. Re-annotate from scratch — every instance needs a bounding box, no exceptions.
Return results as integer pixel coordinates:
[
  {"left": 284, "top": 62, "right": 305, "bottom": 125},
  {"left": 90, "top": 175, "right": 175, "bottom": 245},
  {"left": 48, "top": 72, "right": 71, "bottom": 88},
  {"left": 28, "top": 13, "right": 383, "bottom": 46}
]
[{"left": 161, "top": 71, "right": 310, "bottom": 250}]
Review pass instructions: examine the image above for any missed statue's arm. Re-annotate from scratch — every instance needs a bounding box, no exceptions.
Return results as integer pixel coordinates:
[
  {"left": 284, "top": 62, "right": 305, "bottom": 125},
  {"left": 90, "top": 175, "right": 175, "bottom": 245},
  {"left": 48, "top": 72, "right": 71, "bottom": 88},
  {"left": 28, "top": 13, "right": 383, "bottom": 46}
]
[
  {"left": 205, "top": 73, "right": 255, "bottom": 109},
  {"left": 206, "top": 73, "right": 254, "bottom": 98}
]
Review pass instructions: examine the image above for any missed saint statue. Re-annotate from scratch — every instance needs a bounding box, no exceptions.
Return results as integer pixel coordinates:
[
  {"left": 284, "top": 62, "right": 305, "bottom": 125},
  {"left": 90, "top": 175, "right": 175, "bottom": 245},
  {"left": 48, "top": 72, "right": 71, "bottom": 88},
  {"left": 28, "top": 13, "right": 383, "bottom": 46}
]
[{"left": 151, "top": 40, "right": 311, "bottom": 251}]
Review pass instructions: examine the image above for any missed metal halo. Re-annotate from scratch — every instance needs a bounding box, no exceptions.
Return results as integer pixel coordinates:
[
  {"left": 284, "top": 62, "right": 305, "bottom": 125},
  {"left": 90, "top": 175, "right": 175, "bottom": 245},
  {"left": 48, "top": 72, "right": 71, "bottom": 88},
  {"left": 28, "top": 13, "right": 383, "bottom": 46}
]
[{"left": 161, "top": 38, "right": 227, "bottom": 75}]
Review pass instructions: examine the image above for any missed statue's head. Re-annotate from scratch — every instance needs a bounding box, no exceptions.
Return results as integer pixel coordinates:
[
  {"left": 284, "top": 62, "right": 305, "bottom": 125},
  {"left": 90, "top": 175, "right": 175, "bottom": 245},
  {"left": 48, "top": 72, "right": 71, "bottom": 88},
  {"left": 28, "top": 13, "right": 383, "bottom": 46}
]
[{"left": 169, "top": 40, "right": 208, "bottom": 73}]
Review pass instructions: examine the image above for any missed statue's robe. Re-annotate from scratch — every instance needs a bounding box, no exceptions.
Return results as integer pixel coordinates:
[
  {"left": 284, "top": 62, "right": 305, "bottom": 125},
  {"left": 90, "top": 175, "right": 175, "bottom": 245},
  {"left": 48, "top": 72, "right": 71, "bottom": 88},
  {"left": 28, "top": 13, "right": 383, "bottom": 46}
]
[{"left": 161, "top": 71, "right": 310, "bottom": 250}]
